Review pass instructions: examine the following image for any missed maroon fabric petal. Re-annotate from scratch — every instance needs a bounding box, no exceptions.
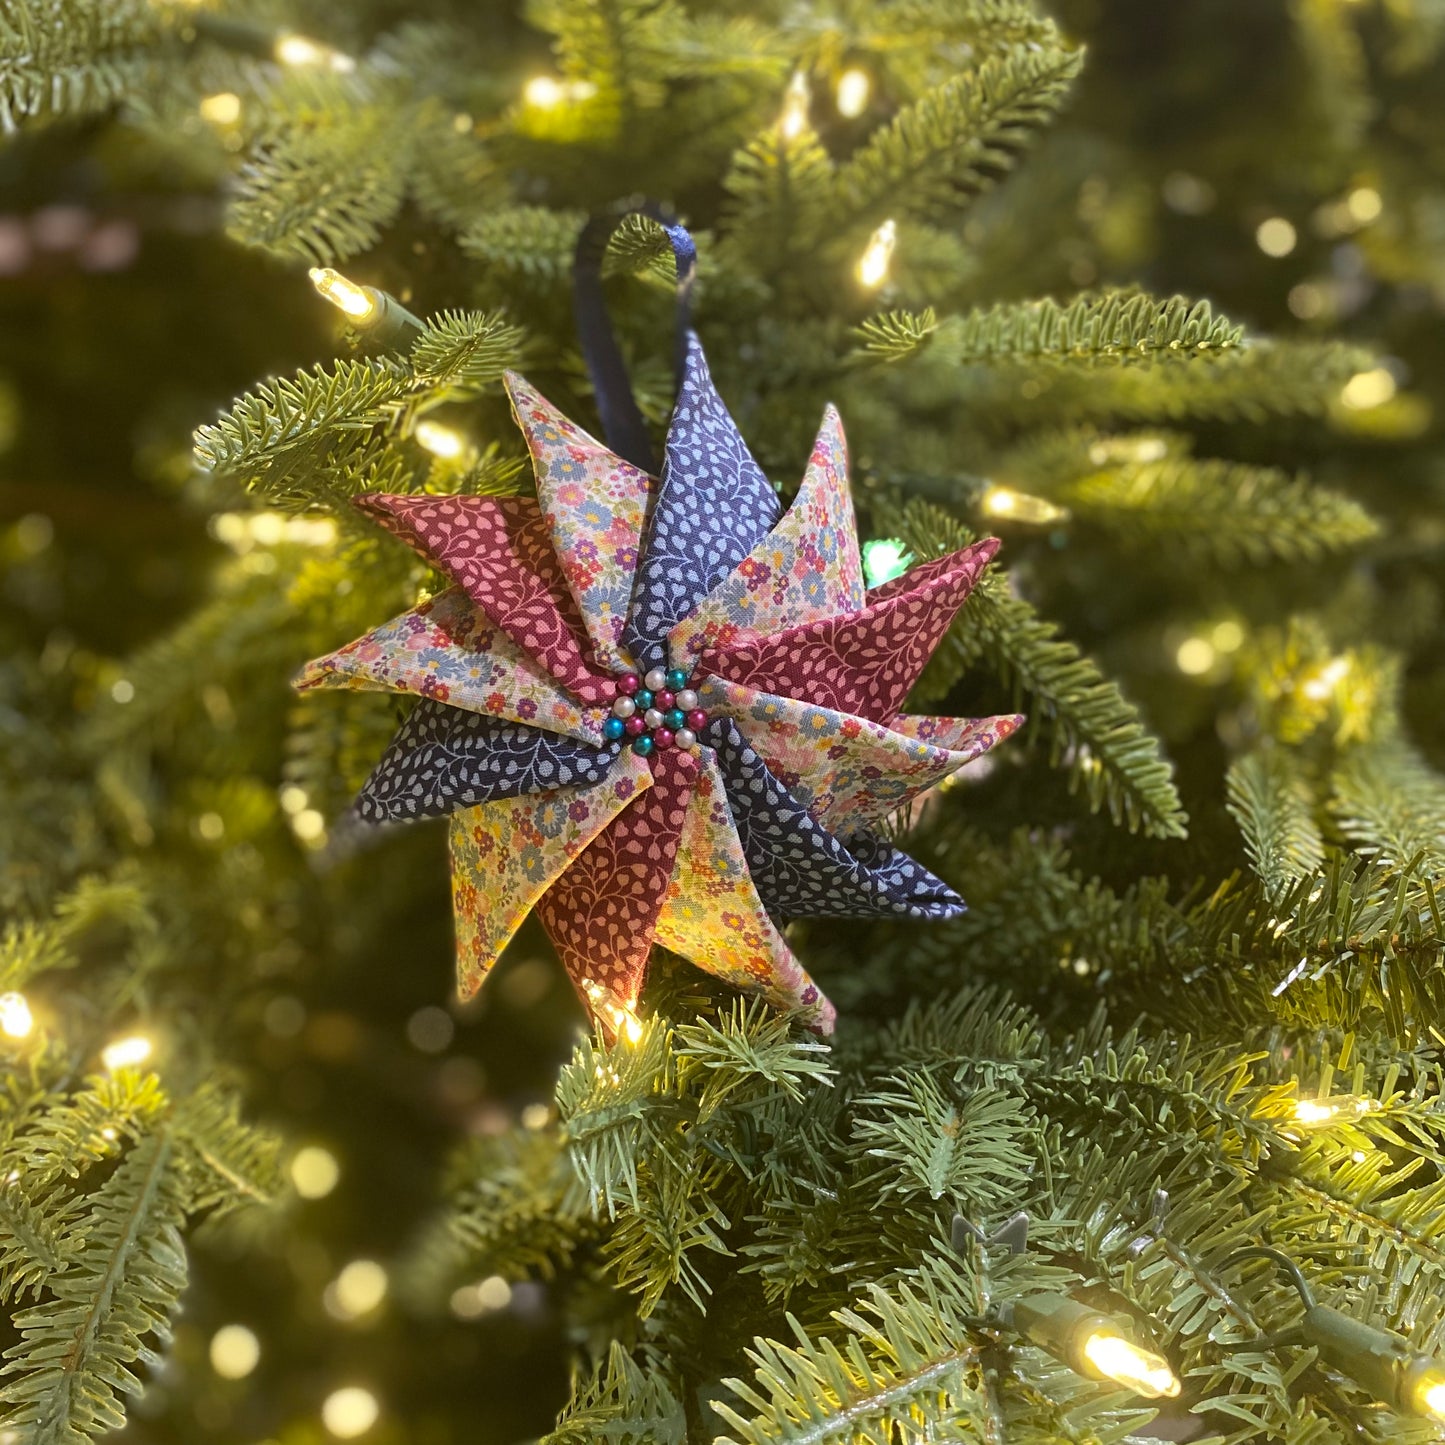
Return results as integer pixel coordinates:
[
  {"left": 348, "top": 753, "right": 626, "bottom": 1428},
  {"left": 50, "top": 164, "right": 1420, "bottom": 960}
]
[
  {"left": 699, "top": 538, "right": 999, "bottom": 724},
  {"left": 356, "top": 493, "right": 615, "bottom": 704},
  {"left": 535, "top": 746, "right": 699, "bottom": 1017}
]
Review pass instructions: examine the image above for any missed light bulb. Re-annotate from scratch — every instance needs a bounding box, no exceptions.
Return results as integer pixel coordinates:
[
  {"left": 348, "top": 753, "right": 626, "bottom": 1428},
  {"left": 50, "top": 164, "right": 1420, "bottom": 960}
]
[
  {"left": 981, "top": 486, "right": 1065, "bottom": 523},
  {"left": 0, "top": 992, "right": 33, "bottom": 1039},
  {"left": 857, "top": 218, "right": 896, "bottom": 288},
  {"left": 836, "top": 67, "right": 871, "bottom": 118},
  {"left": 308, "top": 267, "right": 376, "bottom": 321},
  {"left": 198, "top": 92, "right": 242, "bottom": 124},
  {"left": 524, "top": 75, "right": 566, "bottom": 107},
  {"left": 1414, "top": 1370, "right": 1445, "bottom": 1423},
  {"left": 780, "top": 71, "right": 810, "bottom": 140},
  {"left": 1081, "top": 1330, "right": 1181, "bottom": 1399},
  {"left": 1175, "top": 637, "right": 1216, "bottom": 676},
  {"left": 290, "top": 1145, "right": 340, "bottom": 1199},
  {"left": 275, "top": 33, "right": 355, "bottom": 73},
  {"left": 101, "top": 1036, "right": 152, "bottom": 1071},
  {"left": 415, "top": 420, "right": 466, "bottom": 459},
  {"left": 209, "top": 1324, "right": 261, "bottom": 1379},
  {"left": 1292, "top": 1094, "right": 1377, "bottom": 1128},
  {"left": 1298, "top": 655, "right": 1350, "bottom": 701},
  {"left": 1340, "top": 367, "right": 1397, "bottom": 410},
  {"left": 322, "top": 1386, "right": 379, "bottom": 1439},
  {"left": 583, "top": 981, "right": 644, "bottom": 1042},
  {"left": 862, "top": 537, "right": 913, "bottom": 588},
  {"left": 325, "top": 1259, "right": 389, "bottom": 1320}
]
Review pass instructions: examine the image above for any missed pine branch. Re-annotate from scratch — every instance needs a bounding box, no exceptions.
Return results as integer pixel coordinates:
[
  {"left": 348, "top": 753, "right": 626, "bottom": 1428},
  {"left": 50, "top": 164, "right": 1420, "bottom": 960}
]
[
  {"left": 1331, "top": 743, "right": 1445, "bottom": 875},
  {"left": 541, "top": 1342, "right": 686, "bottom": 1445},
  {"left": 720, "top": 124, "right": 838, "bottom": 274},
  {"left": 0, "top": 1133, "right": 187, "bottom": 1445},
  {"left": 0, "top": 0, "right": 168, "bottom": 132},
  {"left": 929, "top": 291, "right": 1245, "bottom": 367},
  {"left": 458, "top": 206, "right": 591, "bottom": 281},
  {"left": 886, "top": 499, "right": 1188, "bottom": 839},
  {"left": 228, "top": 95, "right": 410, "bottom": 265},
  {"left": 409, "top": 310, "right": 528, "bottom": 396},
  {"left": 835, "top": 44, "right": 1085, "bottom": 230},
  {"left": 853, "top": 308, "right": 940, "bottom": 364},
  {"left": 172, "top": 1083, "right": 287, "bottom": 1221},
  {"left": 1060, "top": 457, "right": 1380, "bottom": 565},
  {"left": 1226, "top": 750, "right": 1326, "bottom": 896}
]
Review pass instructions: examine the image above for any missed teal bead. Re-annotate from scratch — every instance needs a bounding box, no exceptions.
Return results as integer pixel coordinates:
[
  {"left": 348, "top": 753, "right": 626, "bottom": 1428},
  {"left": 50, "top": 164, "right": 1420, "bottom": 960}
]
[
  {"left": 603, "top": 716, "right": 626, "bottom": 741},
  {"left": 634, "top": 688, "right": 654, "bottom": 709},
  {"left": 665, "top": 668, "right": 688, "bottom": 692},
  {"left": 665, "top": 708, "right": 686, "bottom": 731},
  {"left": 631, "top": 735, "right": 655, "bottom": 758}
]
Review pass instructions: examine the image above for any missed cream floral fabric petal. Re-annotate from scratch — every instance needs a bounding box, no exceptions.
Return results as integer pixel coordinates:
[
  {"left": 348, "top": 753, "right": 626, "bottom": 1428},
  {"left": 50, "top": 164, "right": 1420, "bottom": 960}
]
[
  {"left": 296, "top": 587, "right": 604, "bottom": 743},
  {"left": 449, "top": 750, "right": 654, "bottom": 997},
  {"left": 667, "top": 405, "right": 863, "bottom": 670},
  {"left": 504, "top": 371, "right": 654, "bottom": 675},
  {"left": 698, "top": 677, "right": 1022, "bottom": 836},
  {"left": 655, "top": 749, "right": 835, "bottom": 1031}
]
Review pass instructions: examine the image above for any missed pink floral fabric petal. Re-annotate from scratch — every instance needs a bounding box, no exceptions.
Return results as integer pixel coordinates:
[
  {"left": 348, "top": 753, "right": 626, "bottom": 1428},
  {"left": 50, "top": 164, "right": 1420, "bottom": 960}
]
[
  {"left": 357, "top": 493, "right": 613, "bottom": 704},
  {"left": 700, "top": 538, "right": 1000, "bottom": 725},
  {"left": 699, "top": 677, "right": 1022, "bottom": 836},
  {"left": 504, "top": 372, "right": 654, "bottom": 675},
  {"left": 668, "top": 405, "right": 864, "bottom": 669},
  {"left": 296, "top": 587, "right": 604, "bottom": 743},
  {"left": 655, "top": 750, "right": 835, "bottom": 1033},
  {"left": 448, "top": 751, "right": 653, "bottom": 998},
  {"left": 535, "top": 746, "right": 698, "bottom": 1014}
]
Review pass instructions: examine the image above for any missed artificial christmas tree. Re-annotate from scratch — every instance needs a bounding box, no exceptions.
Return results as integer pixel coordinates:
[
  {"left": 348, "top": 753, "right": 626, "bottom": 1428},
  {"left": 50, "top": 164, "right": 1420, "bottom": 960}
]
[{"left": 3, "top": 1, "right": 1445, "bottom": 1442}]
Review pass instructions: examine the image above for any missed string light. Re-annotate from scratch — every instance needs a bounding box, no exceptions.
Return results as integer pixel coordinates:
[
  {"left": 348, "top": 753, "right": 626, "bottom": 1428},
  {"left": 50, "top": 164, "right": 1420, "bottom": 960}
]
[
  {"left": 1292, "top": 1094, "right": 1379, "bottom": 1128},
  {"left": 324, "top": 1260, "right": 389, "bottom": 1320},
  {"left": 523, "top": 75, "right": 596, "bottom": 107},
  {"left": 1255, "top": 217, "right": 1297, "bottom": 257},
  {"left": 308, "top": 267, "right": 376, "bottom": 321},
  {"left": 274, "top": 33, "right": 355, "bottom": 72},
  {"left": 1009, "top": 1294, "right": 1180, "bottom": 1400},
  {"left": 980, "top": 486, "right": 1066, "bottom": 524},
  {"left": 1340, "top": 367, "right": 1397, "bottom": 410},
  {"left": 209, "top": 1324, "right": 261, "bottom": 1379},
  {"left": 415, "top": 420, "right": 466, "bottom": 460},
  {"left": 856, "top": 218, "right": 897, "bottom": 288},
  {"left": 0, "top": 992, "right": 33, "bottom": 1039},
  {"left": 1347, "top": 186, "right": 1383, "bottom": 224},
  {"left": 322, "top": 1386, "right": 379, "bottom": 1439},
  {"left": 290, "top": 1145, "right": 340, "bottom": 1199},
  {"left": 307, "top": 267, "right": 424, "bottom": 348},
  {"left": 861, "top": 537, "right": 913, "bottom": 589},
  {"left": 198, "top": 92, "right": 242, "bottom": 124},
  {"left": 101, "top": 1036, "right": 153, "bottom": 1071},
  {"left": 836, "top": 66, "right": 871, "bottom": 118},
  {"left": 583, "top": 982, "right": 644, "bottom": 1042},
  {"left": 779, "top": 71, "right": 811, "bottom": 139},
  {"left": 1299, "top": 655, "right": 1350, "bottom": 701},
  {"left": 1175, "top": 637, "right": 1216, "bottom": 676}
]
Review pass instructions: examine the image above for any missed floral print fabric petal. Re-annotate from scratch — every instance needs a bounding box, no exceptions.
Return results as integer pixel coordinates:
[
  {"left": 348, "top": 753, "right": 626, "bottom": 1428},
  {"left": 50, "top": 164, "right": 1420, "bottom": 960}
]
[
  {"left": 296, "top": 587, "right": 603, "bottom": 743},
  {"left": 449, "top": 750, "right": 653, "bottom": 998},
  {"left": 697, "top": 677, "right": 1023, "bottom": 836},
  {"left": 668, "top": 405, "right": 865, "bottom": 670},
  {"left": 655, "top": 749, "right": 835, "bottom": 1032},
  {"left": 504, "top": 371, "right": 654, "bottom": 676}
]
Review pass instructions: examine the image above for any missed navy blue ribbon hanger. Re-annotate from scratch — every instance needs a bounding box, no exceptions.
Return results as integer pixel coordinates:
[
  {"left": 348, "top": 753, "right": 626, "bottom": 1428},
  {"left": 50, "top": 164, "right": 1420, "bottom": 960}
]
[{"left": 572, "top": 198, "right": 697, "bottom": 476}]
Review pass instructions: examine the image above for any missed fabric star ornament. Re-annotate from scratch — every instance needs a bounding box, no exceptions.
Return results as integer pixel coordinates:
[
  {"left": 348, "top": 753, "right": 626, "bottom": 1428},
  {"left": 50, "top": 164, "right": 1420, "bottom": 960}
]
[{"left": 297, "top": 333, "right": 1021, "bottom": 1034}]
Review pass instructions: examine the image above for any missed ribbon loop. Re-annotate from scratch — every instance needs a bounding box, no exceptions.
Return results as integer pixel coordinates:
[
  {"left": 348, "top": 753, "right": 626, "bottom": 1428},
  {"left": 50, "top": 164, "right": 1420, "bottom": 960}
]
[{"left": 572, "top": 198, "right": 696, "bottom": 474}]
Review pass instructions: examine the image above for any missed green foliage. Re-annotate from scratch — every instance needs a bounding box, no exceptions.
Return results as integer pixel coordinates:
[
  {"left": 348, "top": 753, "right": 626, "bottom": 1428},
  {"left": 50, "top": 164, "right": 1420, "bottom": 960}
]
[{"left": 1227, "top": 749, "right": 1327, "bottom": 895}]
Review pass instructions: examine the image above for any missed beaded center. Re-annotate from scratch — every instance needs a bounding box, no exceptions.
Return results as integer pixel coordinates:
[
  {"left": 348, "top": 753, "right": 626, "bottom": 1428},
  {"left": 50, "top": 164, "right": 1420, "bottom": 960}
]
[{"left": 602, "top": 667, "right": 709, "bottom": 759}]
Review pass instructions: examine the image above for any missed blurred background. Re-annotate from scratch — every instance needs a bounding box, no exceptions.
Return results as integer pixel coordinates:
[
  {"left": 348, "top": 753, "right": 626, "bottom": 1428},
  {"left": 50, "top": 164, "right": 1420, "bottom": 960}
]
[{"left": 2, "top": 0, "right": 1442, "bottom": 1441}]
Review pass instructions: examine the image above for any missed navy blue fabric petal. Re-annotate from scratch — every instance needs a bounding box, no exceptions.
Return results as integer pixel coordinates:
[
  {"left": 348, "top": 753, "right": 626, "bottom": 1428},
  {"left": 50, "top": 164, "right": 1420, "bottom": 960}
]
[
  {"left": 356, "top": 700, "right": 618, "bottom": 824},
  {"left": 707, "top": 718, "right": 965, "bottom": 921},
  {"left": 621, "top": 332, "right": 782, "bottom": 672}
]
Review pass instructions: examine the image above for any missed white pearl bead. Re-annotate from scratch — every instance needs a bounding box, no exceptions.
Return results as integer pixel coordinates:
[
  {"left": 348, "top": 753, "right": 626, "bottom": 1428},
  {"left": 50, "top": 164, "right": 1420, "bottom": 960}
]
[
  {"left": 644, "top": 667, "right": 667, "bottom": 692},
  {"left": 675, "top": 689, "right": 698, "bottom": 712},
  {"left": 644, "top": 708, "right": 665, "bottom": 730},
  {"left": 675, "top": 728, "right": 696, "bottom": 751},
  {"left": 612, "top": 696, "right": 636, "bottom": 719}
]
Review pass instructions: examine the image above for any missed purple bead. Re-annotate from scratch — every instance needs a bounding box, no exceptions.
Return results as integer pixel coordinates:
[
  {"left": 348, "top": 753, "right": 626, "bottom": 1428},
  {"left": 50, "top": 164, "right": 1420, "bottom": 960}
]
[
  {"left": 619, "top": 673, "right": 640, "bottom": 695},
  {"left": 624, "top": 714, "right": 647, "bottom": 737},
  {"left": 686, "top": 709, "right": 708, "bottom": 731},
  {"left": 655, "top": 690, "right": 675, "bottom": 711},
  {"left": 653, "top": 728, "right": 675, "bottom": 750}
]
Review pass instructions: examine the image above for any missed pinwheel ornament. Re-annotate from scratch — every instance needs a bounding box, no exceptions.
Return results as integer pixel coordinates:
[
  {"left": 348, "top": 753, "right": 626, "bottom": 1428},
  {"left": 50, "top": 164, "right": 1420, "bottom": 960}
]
[{"left": 297, "top": 333, "right": 1020, "bottom": 1034}]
